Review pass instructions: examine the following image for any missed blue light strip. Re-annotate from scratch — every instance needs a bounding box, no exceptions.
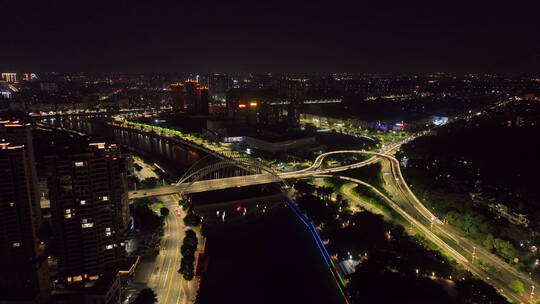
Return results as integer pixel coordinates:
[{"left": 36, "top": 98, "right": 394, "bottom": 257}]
[
  {"left": 286, "top": 199, "right": 331, "bottom": 268},
  {"left": 285, "top": 198, "right": 349, "bottom": 303}
]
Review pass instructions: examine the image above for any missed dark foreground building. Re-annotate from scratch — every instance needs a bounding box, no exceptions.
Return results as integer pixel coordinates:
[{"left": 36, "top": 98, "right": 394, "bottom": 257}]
[
  {"left": 0, "top": 121, "right": 50, "bottom": 304},
  {"left": 45, "top": 140, "right": 130, "bottom": 284}
]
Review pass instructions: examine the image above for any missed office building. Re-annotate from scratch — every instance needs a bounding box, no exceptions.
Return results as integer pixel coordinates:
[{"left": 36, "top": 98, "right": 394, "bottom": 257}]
[
  {"left": 45, "top": 140, "right": 129, "bottom": 283},
  {"left": 0, "top": 121, "right": 50, "bottom": 304}
]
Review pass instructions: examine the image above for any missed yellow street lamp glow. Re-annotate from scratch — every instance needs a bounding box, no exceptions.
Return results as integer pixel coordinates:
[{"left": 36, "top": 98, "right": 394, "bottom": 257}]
[{"left": 249, "top": 102, "right": 257, "bottom": 107}]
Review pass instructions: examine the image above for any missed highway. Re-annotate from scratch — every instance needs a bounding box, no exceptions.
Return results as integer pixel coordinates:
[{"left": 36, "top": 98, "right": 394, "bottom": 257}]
[
  {"left": 378, "top": 155, "right": 538, "bottom": 303},
  {"left": 335, "top": 174, "right": 529, "bottom": 303},
  {"left": 147, "top": 195, "right": 186, "bottom": 304}
]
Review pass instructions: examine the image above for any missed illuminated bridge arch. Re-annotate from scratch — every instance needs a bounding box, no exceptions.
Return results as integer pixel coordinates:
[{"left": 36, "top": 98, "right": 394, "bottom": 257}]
[{"left": 176, "top": 155, "right": 289, "bottom": 196}]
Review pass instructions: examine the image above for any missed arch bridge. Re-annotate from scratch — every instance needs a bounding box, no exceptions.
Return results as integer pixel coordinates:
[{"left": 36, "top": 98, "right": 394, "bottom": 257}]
[
  {"left": 130, "top": 155, "right": 289, "bottom": 198},
  {"left": 128, "top": 150, "right": 384, "bottom": 199}
]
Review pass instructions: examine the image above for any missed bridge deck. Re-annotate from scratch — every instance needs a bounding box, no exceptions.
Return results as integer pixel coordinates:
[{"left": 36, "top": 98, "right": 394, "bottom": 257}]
[{"left": 129, "top": 173, "right": 281, "bottom": 199}]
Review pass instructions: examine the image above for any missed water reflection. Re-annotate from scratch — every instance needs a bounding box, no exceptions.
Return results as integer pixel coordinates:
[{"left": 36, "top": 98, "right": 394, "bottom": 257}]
[{"left": 40, "top": 116, "right": 215, "bottom": 177}]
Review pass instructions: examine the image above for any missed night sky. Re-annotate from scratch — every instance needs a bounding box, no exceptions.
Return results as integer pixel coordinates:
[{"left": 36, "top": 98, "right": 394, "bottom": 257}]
[{"left": 1, "top": 0, "right": 539, "bottom": 73}]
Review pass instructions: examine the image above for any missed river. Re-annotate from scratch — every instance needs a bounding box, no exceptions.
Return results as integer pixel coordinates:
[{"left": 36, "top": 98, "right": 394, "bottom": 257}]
[{"left": 190, "top": 185, "right": 347, "bottom": 304}]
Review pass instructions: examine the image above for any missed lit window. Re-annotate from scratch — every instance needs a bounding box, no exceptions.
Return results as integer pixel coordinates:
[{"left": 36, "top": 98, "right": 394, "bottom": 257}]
[
  {"left": 120, "top": 242, "right": 125, "bottom": 246},
  {"left": 82, "top": 223, "right": 94, "bottom": 228},
  {"left": 80, "top": 200, "right": 86, "bottom": 205},
  {"left": 99, "top": 196, "right": 109, "bottom": 201},
  {"left": 74, "top": 161, "right": 86, "bottom": 167},
  {"left": 65, "top": 214, "right": 72, "bottom": 219},
  {"left": 12, "top": 242, "right": 20, "bottom": 247},
  {"left": 9, "top": 202, "right": 15, "bottom": 207},
  {"left": 82, "top": 219, "right": 88, "bottom": 223},
  {"left": 105, "top": 231, "right": 111, "bottom": 236},
  {"left": 64, "top": 209, "right": 71, "bottom": 214},
  {"left": 105, "top": 244, "right": 113, "bottom": 250}
]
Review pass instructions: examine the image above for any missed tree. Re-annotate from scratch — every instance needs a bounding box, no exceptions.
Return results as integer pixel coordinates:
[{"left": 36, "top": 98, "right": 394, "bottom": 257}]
[
  {"left": 181, "top": 244, "right": 195, "bottom": 257},
  {"left": 184, "top": 236, "right": 198, "bottom": 247},
  {"left": 133, "top": 197, "right": 152, "bottom": 207},
  {"left": 160, "top": 207, "right": 170, "bottom": 217},
  {"left": 133, "top": 288, "right": 157, "bottom": 304},
  {"left": 185, "top": 229, "right": 196, "bottom": 239},
  {"left": 482, "top": 233, "right": 495, "bottom": 252},
  {"left": 184, "top": 212, "right": 201, "bottom": 227},
  {"left": 493, "top": 238, "right": 518, "bottom": 262},
  {"left": 508, "top": 279, "right": 525, "bottom": 294},
  {"left": 294, "top": 180, "right": 316, "bottom": 195},
  {"left": 140, "top": 177, "right": 160, "bottom": 189},
  {"left": 133, "top": 204, "right": 164, "bottom": 233},
  {"left": 179, "top": 262, "right": 194, "bottom": 280}
]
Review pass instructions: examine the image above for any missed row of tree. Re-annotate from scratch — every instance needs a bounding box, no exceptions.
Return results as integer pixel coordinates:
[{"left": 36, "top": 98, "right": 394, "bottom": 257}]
[
  {"left": 293, "top": 180, "right": 334, "bottom": 199},
  {"left": 178, "top": 229, "right": 198, "bottom": 281},
  {"left": 179, "top": 199, "right": 201, "bottom": 227},
  {"left": 409, "top": 180, "right": 523, "bottom": 265}
]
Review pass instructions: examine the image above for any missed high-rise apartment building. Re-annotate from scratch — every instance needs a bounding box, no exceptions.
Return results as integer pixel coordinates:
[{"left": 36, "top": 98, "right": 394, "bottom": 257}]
[
  {"left": 184, "top": 79, "right": 198, "bottom": 110},
  {"left": 170, "top": 82, "right": 185, "bottom": 112},
  {"left": 0, "top": 121, "right": 50, "bottom": 304},
  {"left": 45, "top": 140, "right": 129, "bottom": 283},
  {"left": 196, "top": 86, "right": 209, "bottom": 115},
  {"left": 170, "top": 79, "right": 209, "bottom": 115}
]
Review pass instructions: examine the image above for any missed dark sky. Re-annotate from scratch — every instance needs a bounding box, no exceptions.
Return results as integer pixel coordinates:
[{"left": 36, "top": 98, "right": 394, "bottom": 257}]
[{"left": 1, "top": 0, "right": 539, "bottom": 73}]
